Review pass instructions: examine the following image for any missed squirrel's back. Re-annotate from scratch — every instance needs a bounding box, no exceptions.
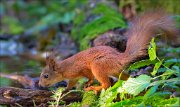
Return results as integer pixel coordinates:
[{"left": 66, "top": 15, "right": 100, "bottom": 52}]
[{"left": 123, "top": 10, "right": 178, "bottom": 65}]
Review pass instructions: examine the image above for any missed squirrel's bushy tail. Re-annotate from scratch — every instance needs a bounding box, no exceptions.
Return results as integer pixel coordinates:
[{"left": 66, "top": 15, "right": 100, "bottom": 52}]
[{"left": 123, "top": 10, "right": 178, "bottom": 64}]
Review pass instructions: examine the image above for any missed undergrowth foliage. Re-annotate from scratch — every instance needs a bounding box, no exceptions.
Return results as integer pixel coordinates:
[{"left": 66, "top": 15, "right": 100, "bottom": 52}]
[
  {"left": 98, "top": 38, "right": 180, "bottom": 107},
  {"left": 71, "top": 4, "right": 127, "bottom": 50},
  {"left": 49, "top": 88, "right": 65, "bottom": 107},
  {"left": 51, "top": 38, "right": 179, "bottom": 107}
]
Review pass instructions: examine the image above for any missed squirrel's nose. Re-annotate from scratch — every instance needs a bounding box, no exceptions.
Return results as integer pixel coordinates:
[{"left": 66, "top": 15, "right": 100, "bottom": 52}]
[
  {"left": 38, "top": 81, "right": 42, "bottom": 87},
  {"left": 38, "top": 83, "right": 46, "bottom": 89},
  {"left": 39, "top": 85, "right": 43, "bottom": 89}
]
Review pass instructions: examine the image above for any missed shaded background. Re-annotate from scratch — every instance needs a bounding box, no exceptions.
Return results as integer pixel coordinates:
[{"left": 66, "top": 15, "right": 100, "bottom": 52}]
[{"left": 0, "top": 0, "right": 179, "bottom": 87}]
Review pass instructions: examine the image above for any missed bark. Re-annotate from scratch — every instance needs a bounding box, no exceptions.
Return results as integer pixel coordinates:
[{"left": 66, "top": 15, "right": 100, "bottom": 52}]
[
  {"left": 0, "top": 87, "right": 83, "bottom": 106},
  {"left": 0, "top": 87, "right": 52, "bottom": 106}
]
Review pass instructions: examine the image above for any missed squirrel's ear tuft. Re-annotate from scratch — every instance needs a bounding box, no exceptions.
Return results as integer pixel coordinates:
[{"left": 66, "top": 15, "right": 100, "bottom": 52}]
[{"left": 46, "top": 53, "right": 57, "bottom": 71}]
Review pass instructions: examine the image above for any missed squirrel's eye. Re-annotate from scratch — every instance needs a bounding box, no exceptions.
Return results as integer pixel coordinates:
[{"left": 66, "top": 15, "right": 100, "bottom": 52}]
[{"left": 44, "top": 74, "right": 49, "bottom": 79}]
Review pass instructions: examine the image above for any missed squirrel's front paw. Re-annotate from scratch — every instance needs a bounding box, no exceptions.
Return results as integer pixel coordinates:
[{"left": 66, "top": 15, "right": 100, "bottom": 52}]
[
  {"left": 84, "top": 86, "right": 103, "bottom": 94},
  {"left": 84, "top": 86, "right": 94, "bottom": 91},
  {"left": 84, "top": 80, "right": 94, "bottom": 88},
  {"left": 84, "top": 83, "right": 91, "bottom": 89},
  {"left": 84, "top": 86, "right": 98, "bottom": 94}
]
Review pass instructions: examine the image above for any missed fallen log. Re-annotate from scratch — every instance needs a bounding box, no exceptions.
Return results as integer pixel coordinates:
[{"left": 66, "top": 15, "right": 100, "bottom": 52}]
[
  {"left": 0, "top": 87, "right": 83, "bottom": 106},
  {"left": 0, "top": 87, "right": 52, "bottom": 106}
]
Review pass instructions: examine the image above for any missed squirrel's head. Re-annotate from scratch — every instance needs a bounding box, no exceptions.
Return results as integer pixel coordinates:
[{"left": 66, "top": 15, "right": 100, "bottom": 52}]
[{"left": 39, "top": 54, "right": 63, "bottom": 87}]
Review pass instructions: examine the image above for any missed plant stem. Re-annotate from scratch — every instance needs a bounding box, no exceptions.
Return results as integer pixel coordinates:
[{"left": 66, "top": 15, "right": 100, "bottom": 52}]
[
  {"left": 151, "top": 57, "right": 176, "bottom": 80},
  {"left": 61, "top": 90, "right": 84, "bottom": 99},
  {"left": 151, "top": 72, "right": 173, "bottom": 80}
]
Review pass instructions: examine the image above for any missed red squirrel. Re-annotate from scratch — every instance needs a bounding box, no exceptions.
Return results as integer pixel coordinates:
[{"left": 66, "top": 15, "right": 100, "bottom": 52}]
[{"left": 39, "top": 11, "right": 178, "bottom": 92}]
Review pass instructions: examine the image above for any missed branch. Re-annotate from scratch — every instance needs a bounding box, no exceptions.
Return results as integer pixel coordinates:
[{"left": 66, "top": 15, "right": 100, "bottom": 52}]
[{"left": 0, "top": 73, "right": 38, "bottom": 89}]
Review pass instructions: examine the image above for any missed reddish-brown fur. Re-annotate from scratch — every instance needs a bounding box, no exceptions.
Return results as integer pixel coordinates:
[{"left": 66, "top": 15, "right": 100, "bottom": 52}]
[{"left": 39, "top": 11, "right": 178, "bottom": 93}]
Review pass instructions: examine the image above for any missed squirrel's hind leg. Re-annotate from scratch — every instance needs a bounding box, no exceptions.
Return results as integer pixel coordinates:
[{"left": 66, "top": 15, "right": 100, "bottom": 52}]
[{"left": 85, "top": 64, "right": 111, "bottom": 93}]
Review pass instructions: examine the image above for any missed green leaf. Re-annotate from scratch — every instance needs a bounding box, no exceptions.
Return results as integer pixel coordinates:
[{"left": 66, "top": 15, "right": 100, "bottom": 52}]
[
  {"left": 164, "top": 58, "right": 180, "bottom": 67},
  {"left": 168, "top": 97, "right": 180, "bottom": 107},
  {"left": 73, "top": 11, "right": 85, "bottom": 26},
  {"left": 143, "top": 85, "right": 159, "bottom": 100},
  {"left": 109, "top": 96, "right": 143, "bottom": 107},
  {"left": 151, "top": 60, "right": 163, "bottom": 76},
  {"left": 161, "top": 69, "right": 174, "bottom": 80},
  {"left": 171, "top": 66, "right": 180, "bottom": 77},
  {"left": 118, "top": 75, "right": 151, "bottom": 96},
  {"left": 93, "top": 3, "right": 124, "bottom": 18},
  {"left": 150, "top": 78, "right": 180, "bottom": 86},
  {"left": 110, "top": 80, "right": 124, "bottom": 92},
  {"left": 79, "top": 15, "right": 126, "bottom": 50},
  {"left": 172, "top": 65, "right": 180, "bottom": 72},
  {"left": 144, "top": 91, "right": 172, "bottom": 106},
  {"left": 68, "top": 102, "right": 81, "bottom": 107},
  {"left": 128, "top": 59, "right": 157, "bottom": 70},
  {"left": 159, "top": 97, "right": 180, "bottom": 106},
  {"left": 148, "top": 38, "right": 156, "bottom": 61},
  {"left": 98, "top": 80, "right": 123, "bottom": 107},
  {"left": 158, "top": 68, "right": 167, "bottom": 73},
  {"left": 99, "top": 88, "right": 114, "bottom": 107}
]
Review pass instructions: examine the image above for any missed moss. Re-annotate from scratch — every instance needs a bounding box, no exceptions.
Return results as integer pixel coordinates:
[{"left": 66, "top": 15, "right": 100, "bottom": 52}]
[
  {"left": 68, "top": 102, "right": 81, "bottom": 107},
  {"left": 81, "top": 91, "right": 98, "bottom": 107}
]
